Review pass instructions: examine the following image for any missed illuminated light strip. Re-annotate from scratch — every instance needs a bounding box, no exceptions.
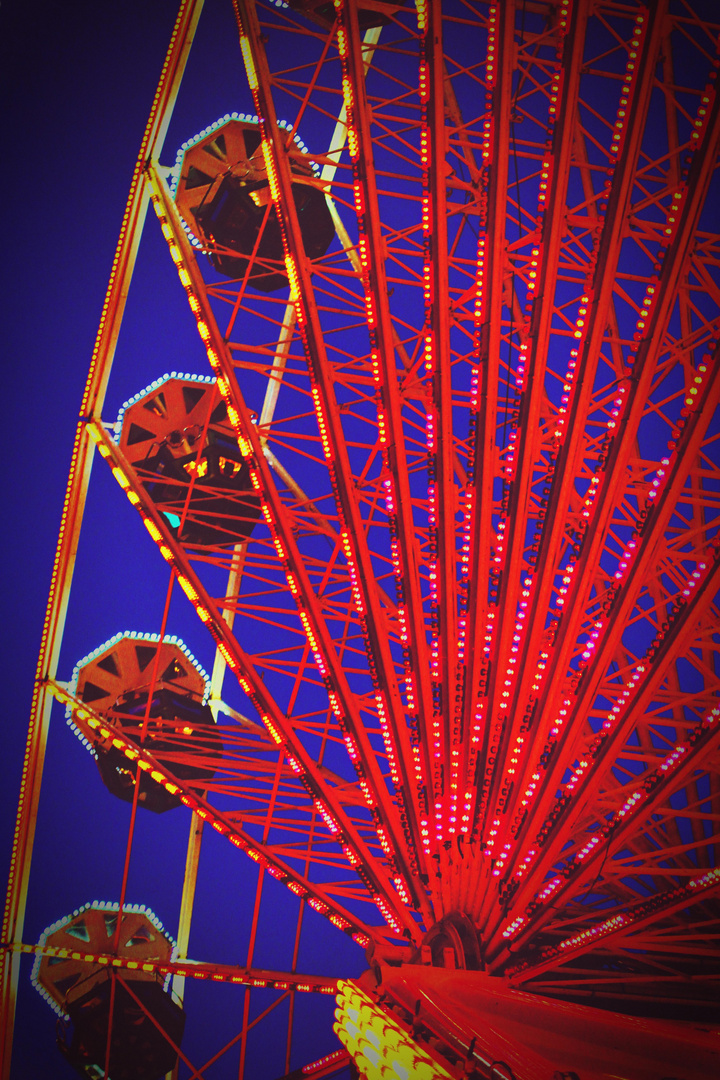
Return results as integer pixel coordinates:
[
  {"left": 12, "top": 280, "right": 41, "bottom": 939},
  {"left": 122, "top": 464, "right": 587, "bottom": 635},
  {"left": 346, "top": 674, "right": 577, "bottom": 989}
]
[
  {"left": 478, "top": 12, "right": 589, "bottom": 837},
  {"left": 459, "top": 460, "right": 488, "bottom": 808},
  {"left": 372, "top": 895, "right": 404, "bottom": 937},
  {"left": 558, "top": 912, "right": 629, "bottom": 952},
  {"left": 301, "top": 1049, "right": 349, "bottom": 1075},
  {"left": 315, "top": 0, "right": 432, "bottom": 886},
  {"left": 24, "top": 940, "right": 337, "bottom": 994},
  {"left": 571, "top": 713, "right": 717, "bottom": 845},
  {"left": 284, "top": 252, "right": 302, "bottom": 303},
  {"left": 426, "top": 448, "right": 442, "bottom": 813},
  {"left": 314, "top": 800, "right": 341, "bottom": 836},
  {"left": 608, "top": 13, "right": 647, "bottom": 165},
  {"left": 545, "top": 50, "right": 718, "bottom": 569},
  {"left": 239, "top": 36, "right": 258, "bottom": 89},
  {"left": 416, "top": 0, "right": 462, "bottom": 840},
  {"left": 334, "top": 31, "right": 421, "bottom": 785},
  {"left": 392, "top": 875, "right": 411, "bottom": 906},
  {"left": 563, "top": 554, "right": 715, "bottom": 780},
  {"left": 501, "top": 913, "right": 528, "bottom": 940},
  {"left": 508, "top": 865, "right": 720, "bottom": 977},
  {"left": 488, "top": 667, "right": 567, "bottom": 852},
  {"left": 689, "top": 865, "right": 720, "bottom": 889},
  {"left": 375, "top": 825, "right": 393, "bottom": 862},
  {"left": 298, "top": 610, "right": 328, "bottom": 678},
  {"left": 516, "top": 5, "right": 572, "bottom": 407},
  {"left": 48, "top": 679, "right": 373, "bottom": 942},
  {"left": 460, "top": 3, "right": 513, "bottom": 839},
  {"left": 502, "top": 703, "right": 720, "bottom": 939},
  {"left": 500, "top": 447, "right": 720, "bottom": 876},
  {"left": 512, "top": 662, "right": 645, "bottom": 858},
  {"left": 485, "top": 4, "right": 498, "bottom": 92},
  {"left": 512, "top": 17, "right": 680, "bottom": 728},
  {"left": 260, "top": 10, "right": 429, "bottom": 904},
  {"left": 335, "top": 980, "right": 453, "bottom": 1080},
  {"left": 374, "top": 693, "right": 401, "bottom": 789},
  {"left": 340, "top": 530, "right": 366, "bottom": 617}
]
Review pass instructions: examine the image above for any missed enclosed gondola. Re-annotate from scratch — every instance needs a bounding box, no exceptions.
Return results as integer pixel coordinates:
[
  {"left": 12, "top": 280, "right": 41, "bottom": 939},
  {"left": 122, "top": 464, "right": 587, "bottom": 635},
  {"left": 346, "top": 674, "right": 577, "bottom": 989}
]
[
  {"left": 70, "top": 634, "right": 220, "bottom": 813},
  {"left": 118, "top": 375, "right": 261, "bottom": 547},
  {"left": 173, "top": 116, "right": 334, "bottom": 289},
  {"left": 33, "top": 904, "right": 185, "bottom": 1080}
]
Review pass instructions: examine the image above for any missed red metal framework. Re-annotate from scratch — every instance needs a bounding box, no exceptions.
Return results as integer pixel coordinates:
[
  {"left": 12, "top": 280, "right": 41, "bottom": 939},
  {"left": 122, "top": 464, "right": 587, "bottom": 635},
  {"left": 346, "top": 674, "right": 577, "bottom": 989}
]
[{"left": 4, "top": 0, "right": 720, "bottom": 1076}]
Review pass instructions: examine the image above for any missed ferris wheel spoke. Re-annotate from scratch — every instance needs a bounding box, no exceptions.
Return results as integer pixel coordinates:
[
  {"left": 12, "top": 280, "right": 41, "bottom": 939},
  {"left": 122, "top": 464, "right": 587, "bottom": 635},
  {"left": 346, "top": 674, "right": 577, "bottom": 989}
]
[
  {"left": 498, "top": 563, "right": 720, "bottom": 925},
  {"left": 516, "top": 971, "right": 719, "bottom": 1013},
  {"left": 416, "top": 1, "right": 462, "bottom": 842},
  {"left": 488, "top": 703, "right": 720, "bottom": 959},
  {"left": 232, "top": 4, "right": 434, "bottom": 909},
  {"left": 500, "top": 552, "right": 718, "bottom": 874},
  {"left": 492, "top": 346, "right": 720, "bottom": 881},
  {"left": 481, "top": 4, "right": 670, "bottom": 848},
  {"left": 529, "top": 496, "right": 720, "bottom": 819},
  {"left": 510, "top": 19, "right": 668, "bottom": 585},
  {"left": 608, "top": 837, "right": 718, "bottom": 879},
  {"left": 483, "top": 136, "right": 720, "bottom": 901},
  {"left": 14, "top": 4, "right": 720, "bottom": 1073},
  {"left": 460, "top": 0, "right": 513, "bottom": 844},
  {"left": 13, "top": 941, "right": 339, "bottom": 993},
  {"left": 471, "top": 5, "right": 591, "bottom": 882},
  {"left": 90, "top": 421, "right": 419, "bottom": 942},
  {"left": 335, "top": 1, "right": 439, "bottom": 886},
  {"left": 148, "top": 170, "right": 431, "bottom": 940},
  {"left": 51, "top": 679, "right": 384, "bottom": 952},
  {"left": 504, "top": 875, "right": 720, "bottom": 990}
]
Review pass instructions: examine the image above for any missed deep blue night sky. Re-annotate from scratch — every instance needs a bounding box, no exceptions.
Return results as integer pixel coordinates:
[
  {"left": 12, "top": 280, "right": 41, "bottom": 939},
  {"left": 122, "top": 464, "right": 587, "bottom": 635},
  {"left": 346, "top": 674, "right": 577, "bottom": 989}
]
[
  {"left": 4, "top": 3, "right": 186, "bottom": 1074},
  {"left": 3, "top": 0, "right": 181, "bottom": 824},
  {"left": 2, "top": 2, "right": 365, "bottom": 1075}
]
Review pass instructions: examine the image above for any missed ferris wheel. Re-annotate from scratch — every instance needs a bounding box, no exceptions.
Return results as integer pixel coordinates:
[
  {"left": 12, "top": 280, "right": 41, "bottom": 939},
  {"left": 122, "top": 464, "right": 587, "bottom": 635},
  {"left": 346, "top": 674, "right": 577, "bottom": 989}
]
[{"left": 3, "top": 0, "right": 720, "bottom": 1078}]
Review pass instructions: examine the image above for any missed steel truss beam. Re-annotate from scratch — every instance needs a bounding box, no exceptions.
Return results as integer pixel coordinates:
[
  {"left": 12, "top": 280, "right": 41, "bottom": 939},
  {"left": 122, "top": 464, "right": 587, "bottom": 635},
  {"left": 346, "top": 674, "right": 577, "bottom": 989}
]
[
  {"left": 50, "top": 679, "right": 379, "bottom": 944},
  {"left": 86, "top": 416, "right": 413, "bottom": 941},
  {"left": 504, "top": 872, "right": 720, "bottom": 984},
  {"left": 8, "top": 939, "right": 338, "bottom": 994},
  {"left": 490, "top": 338, "right": 720, "bottom": 913},
  {"left": 474, "top": 3, "right": 592, "bottom": 933},
  {"left": 461, "top": 0, "right": 516, "bottom": 845},
  {"left": 491, "top": 699, "right": 720, "bottom": 962},
  {"left": 419, "top": 0, "right": 459, "bottom": 835},
  {"left": 334, "top": 0, "right": 437, "bottom": 873},
  {"left": 234, "top": 0, "right": 430, "bottom": 911},
  {"left": 480, "top": 26, "right": 720, "bottom": 933},
  {"left": 477, "top": 0, "right": 670, "bottom": 871}
]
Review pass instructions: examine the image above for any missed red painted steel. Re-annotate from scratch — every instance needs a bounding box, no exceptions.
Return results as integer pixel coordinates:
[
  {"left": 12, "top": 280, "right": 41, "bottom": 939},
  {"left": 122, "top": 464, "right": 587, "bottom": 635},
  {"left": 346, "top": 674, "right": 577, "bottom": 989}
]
[{"left": 7, "top": 0, "right": 720, "bottom": 1075}]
